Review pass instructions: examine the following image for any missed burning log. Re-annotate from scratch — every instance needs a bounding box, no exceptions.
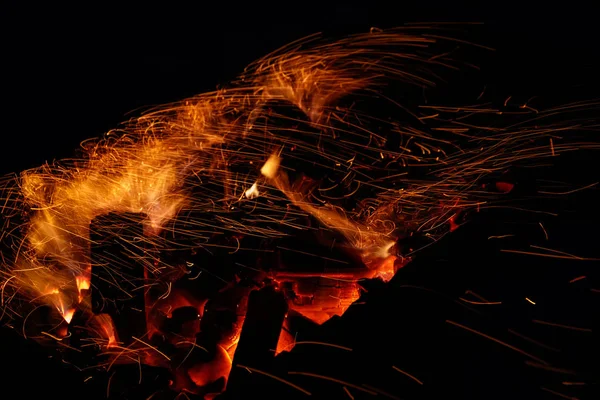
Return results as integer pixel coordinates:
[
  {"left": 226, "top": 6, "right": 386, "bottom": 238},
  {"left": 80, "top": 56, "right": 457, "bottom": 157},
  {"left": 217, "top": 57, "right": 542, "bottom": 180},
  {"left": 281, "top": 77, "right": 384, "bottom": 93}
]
[
  {"left": 225, "top": 284, "right": 288, "bottom": 396},
  {"left": 276, "top": 275, "right": 361, "bottom": 325},
  {"left": 89, "top": 212, "right": 148, "bottom": 345}
]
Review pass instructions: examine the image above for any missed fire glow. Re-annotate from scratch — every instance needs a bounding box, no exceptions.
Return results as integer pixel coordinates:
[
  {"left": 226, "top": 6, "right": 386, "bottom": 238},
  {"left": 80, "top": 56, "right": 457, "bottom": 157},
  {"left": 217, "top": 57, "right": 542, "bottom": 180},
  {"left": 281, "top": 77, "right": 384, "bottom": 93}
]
[{"left": 1, "top": 27, "right": 598, "bottom": 397}]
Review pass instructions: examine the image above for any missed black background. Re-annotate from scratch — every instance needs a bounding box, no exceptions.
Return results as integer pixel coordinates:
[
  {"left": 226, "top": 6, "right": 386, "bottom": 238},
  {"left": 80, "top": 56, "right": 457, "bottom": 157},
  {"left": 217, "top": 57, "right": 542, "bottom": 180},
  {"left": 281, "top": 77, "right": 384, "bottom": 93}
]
[{"left": 1, "top": 2, "right": 598, "bottom": 399}]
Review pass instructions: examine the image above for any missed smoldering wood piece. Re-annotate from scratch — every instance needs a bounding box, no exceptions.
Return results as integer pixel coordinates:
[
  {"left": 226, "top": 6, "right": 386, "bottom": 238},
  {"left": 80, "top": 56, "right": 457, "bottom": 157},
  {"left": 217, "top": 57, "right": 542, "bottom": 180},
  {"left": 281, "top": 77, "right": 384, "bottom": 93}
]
[
  {"left": 225, "top": 284, "right": 288, "bottom": 395},
  {"left": 89, "top": 212, "right": 148, "bottom": 344}
]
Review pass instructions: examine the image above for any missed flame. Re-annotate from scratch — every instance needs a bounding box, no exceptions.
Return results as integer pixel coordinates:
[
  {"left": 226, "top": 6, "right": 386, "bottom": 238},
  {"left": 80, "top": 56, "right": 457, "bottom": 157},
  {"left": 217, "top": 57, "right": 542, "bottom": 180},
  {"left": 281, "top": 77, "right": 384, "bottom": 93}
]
[
  {"left": 62, "top": 308, "right": 75, "bottom": 324},
  {"left": 264, "top": 160, "right": 399, "bottom": 277},
  {"left": 260, "top": 154, "right": 281, "bottom": 179},
  {"left": 57, "top": 295, "right": 75, "bottom": 324},
  {"left": 75, "top": 275, "right": 90, "bottom": 291},
  {"left": 244, "top": 182, "right": 260, "bottom": 199},
  {"left": 93, "top": 313, "right": 118, "bottom": 348}
]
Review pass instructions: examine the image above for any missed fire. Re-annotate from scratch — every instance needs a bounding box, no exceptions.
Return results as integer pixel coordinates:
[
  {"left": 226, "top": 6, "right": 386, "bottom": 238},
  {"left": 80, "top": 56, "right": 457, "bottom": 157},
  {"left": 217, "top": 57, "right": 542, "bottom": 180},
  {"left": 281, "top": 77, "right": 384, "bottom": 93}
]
[
  {"left": 75, "top": 275, "right": 90, "bottom": 292},
  {"left": 61, "top": 308, "right": 75, "bottom": 325},
  {"left": 260, "top": 154, "right": 281, "bottom": 179},
  {"left": 244, "top": 182, "right": 260, "bottom": 199},
  {"left": 0, "top": 26, "right": 598, "bottom": 396}
]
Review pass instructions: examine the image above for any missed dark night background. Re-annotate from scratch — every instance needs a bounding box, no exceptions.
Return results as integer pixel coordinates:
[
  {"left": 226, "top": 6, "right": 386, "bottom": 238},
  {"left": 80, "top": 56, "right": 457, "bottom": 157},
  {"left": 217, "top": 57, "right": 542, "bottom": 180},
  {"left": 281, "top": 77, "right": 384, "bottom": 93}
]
[{"left": 1, "top": 2, "right": 598, "bottom": 399}]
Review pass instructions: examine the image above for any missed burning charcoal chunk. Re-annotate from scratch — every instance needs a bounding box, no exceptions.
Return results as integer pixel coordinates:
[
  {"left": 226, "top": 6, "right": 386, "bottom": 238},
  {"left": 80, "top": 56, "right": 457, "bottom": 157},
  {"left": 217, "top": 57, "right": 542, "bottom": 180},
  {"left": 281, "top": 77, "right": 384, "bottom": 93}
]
[
  {"left": 284, "top": 308, "right": 319, "bottom": 336},
  {"left": 22, "top": 305, "right": 68, "bottom": 342},
  {"left": 89, "top": 212, "right": 148, "bottom": 345},
  {"left": 172, "top": 305, "right": 201, "bottom": 323},
  {"left": 280, "top": 281, "right": 301, "bottom": 302},
  {"left": 186, "top": 349, "right": 231, "bottom": 394},
  {"left": 170, "top": 336, "right": 232, "bottom": 397},
  {"left": 200, "top": 305, "right": 237, "bottom": 343},
  {"left": 226, "top": 285, "right": 288, "bottom": 394},
  {"left": 200, "top": 285, "right": 250, "bottom": 346},
  {"left": 163, "top": 306, "right": 200, "bottom": 338},
  {"left": 65, "top": 309, "right": 91, "bottom": 354},
  {"left": 274, "top": 274, "right": 362, "bottom": 325}
]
